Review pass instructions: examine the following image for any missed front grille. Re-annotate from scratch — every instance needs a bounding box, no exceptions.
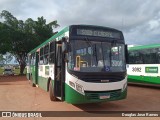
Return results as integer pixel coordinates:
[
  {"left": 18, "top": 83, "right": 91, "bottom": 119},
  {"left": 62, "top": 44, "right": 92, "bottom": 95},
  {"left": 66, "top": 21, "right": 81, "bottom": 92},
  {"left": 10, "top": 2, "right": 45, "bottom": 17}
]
[
  {"left": 82, "top": 77, "right": 124, "bottom": 83},
  {"left": 85, "top": 89, "right": 121, "bottom": 100}
]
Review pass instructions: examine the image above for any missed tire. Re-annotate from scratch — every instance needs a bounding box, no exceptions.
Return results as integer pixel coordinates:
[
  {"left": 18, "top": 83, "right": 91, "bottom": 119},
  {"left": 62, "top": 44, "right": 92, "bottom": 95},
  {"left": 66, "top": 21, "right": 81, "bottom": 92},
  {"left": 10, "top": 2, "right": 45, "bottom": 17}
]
[
  {"left": 49, "top": 80, "right": 57, "bottom": 101},
  {"left": 29, "top": 75, "right": 36, "bottom": 87}
]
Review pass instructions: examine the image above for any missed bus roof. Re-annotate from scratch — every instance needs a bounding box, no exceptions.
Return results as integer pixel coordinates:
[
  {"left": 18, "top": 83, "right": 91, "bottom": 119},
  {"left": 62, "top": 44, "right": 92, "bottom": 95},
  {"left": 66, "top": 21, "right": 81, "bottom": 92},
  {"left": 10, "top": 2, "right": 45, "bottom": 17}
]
[
  {"left": 128, "top": 44, "right": 160, "bottom": 51},
  {"left": 28, "top": 24, "right": 123, "bottom": 54}
]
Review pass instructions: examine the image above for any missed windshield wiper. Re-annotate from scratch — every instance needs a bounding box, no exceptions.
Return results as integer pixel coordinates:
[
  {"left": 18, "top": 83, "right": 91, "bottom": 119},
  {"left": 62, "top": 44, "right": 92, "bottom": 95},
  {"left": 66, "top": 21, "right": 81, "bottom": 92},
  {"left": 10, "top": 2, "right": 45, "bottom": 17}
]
[
  {"left": 101, "top": 42, "right": 106, "bottom": 68},
  {"left": 93, "top": 44, "right": 98, "bottom": 66}
]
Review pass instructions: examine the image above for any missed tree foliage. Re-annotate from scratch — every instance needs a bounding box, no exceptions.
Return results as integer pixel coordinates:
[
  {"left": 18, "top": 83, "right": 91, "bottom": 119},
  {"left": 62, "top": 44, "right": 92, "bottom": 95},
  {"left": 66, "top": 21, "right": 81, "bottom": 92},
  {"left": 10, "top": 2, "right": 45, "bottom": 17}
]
[
  {"left": 0, "top": 10, "right": 59, "bottom": 74},
  {"left": 0, "top": 54, "right": 5, "bottom": 64}
]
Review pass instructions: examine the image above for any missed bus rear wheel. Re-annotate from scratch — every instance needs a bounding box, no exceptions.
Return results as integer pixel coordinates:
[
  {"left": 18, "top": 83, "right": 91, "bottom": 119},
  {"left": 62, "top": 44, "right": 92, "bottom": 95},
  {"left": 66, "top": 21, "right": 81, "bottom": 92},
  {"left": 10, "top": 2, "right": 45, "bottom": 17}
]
[
  {"left": 49, "top": 80, "right": 57, "bottom": 101},
  {"left": 29, "top": 75, "right": 36, "bottom": 87}
]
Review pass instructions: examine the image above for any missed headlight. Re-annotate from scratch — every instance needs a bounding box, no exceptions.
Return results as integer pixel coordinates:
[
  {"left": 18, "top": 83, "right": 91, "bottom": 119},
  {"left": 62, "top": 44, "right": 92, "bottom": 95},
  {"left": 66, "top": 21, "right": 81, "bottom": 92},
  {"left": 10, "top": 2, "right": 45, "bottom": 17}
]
[
  {"left": 69, "top": 81, "right": 75, "bottom": 88},
  {"left": 122, "top": 82, "right": 127, "bottom": 92},
  {"left": 76, "top": 83, "right": 84, "bottom": 94}
]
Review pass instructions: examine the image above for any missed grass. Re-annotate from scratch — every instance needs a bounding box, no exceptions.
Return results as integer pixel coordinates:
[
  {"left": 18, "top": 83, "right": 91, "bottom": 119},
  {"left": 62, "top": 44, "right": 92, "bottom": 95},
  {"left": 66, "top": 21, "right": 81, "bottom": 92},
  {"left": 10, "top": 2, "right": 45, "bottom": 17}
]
[
  {"left": 0, "top": 67, "right": 3, "bottom": 75},
  {"left": 0, "top": 67, "right": 26, "bottom": 75}
]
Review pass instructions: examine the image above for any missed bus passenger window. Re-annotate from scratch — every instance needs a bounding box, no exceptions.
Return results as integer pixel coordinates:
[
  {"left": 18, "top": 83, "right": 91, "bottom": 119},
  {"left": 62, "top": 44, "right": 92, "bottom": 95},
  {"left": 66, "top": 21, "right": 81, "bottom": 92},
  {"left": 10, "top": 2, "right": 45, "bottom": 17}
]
[
  {"left": 43, "top": 44, "right": 49, "bottom": 65},
  {"left": 49, "top": 41, "right": 55, "bottom": 64},
  {"left": 49, "top": 53, "right": 55, "bottom": 63},
  {"left": 40, "top": 48, "right": 44, "bottom": 64},
  {"left": 44, "top": 55, "right": 49, "bottom": 64}
]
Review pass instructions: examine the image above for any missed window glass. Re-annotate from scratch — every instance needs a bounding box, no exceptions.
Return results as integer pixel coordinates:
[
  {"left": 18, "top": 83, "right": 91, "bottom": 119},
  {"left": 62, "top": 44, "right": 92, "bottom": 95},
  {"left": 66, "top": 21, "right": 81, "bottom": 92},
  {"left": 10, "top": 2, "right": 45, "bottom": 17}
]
[
  {"left": 68, "top": 40, "right": 125, "bottom": 72},
  {"left": 49, "top": 41, "right": 55, "bottom": 64},
  {"left": 40, "top": 48, "right": 44, "bottom": 64},
  {"left": 43, "top": 44, "right": 49, "bottom": 65},
  {"left": 31, "top": 53, "right": 35, "bottom": 65},
  {"left": 128, "top": 48, "right": 160, "bottom": 64}
]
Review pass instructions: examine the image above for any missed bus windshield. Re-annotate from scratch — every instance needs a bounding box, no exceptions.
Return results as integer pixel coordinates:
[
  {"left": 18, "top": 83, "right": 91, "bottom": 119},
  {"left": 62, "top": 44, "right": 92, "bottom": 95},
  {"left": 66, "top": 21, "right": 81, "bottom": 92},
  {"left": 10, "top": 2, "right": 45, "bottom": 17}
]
[{"left": 68, "top": 40, "right": 125, "bottom": 72}]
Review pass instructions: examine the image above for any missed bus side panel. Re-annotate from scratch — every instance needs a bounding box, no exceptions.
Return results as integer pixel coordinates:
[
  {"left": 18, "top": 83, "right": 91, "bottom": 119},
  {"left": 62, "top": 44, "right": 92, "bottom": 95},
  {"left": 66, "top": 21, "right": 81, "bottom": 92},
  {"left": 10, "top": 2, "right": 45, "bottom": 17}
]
[
  {"left": 38, "top": 76, "right": 48, "bottom": 91},
  {"left": 31, "top": 65, "right": 38, "bottom": 84},
  {"left": 26, "top": 66, "right": 30, "bottom": 80},
  {"left": 26, "top": 73, "right": 30, "bottom": 80},
  {"left": 37, "top": 65, "right": 50, "bottom": 91},
  {"left": 26, "top": 55, "right": 31, "bottom": 80},
  {"left": 127, "top": 64, "right": 160, "bottom": 85}
]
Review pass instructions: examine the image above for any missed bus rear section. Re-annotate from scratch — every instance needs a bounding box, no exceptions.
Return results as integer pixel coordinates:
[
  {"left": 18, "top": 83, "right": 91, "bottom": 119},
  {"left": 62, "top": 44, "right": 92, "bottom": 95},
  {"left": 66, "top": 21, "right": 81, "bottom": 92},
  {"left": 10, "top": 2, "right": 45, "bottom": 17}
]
[
  {"left": 26, "top": 54, "right": 31, "bottom": 80},
  {"left": 26, "top": 52, "right": 39, "bottom": 87}
]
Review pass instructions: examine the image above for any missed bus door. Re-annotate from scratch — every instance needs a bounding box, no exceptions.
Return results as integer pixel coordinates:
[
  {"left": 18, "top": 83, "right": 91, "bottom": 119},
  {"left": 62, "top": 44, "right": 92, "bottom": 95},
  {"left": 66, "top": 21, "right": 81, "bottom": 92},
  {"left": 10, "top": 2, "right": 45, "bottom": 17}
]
[
  {"left": 35, "top": 52, "right": 39, "bottom": 84},
  {"left": 32, "top": 52, "right": 39, "bottom": 85},
  {"left": 54, "top": 41, "right": 65, "bottom": 100},
  {"left": 31, "top": 52, "right": 38, "bottom": 86}
]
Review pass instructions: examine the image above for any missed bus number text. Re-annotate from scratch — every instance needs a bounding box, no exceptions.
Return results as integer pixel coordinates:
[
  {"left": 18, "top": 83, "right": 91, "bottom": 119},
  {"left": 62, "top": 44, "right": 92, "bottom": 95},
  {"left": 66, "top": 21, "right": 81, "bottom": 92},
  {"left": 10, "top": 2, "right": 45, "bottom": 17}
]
[{"left": 132, "top": 67, "right": 141, "bottom": 72}]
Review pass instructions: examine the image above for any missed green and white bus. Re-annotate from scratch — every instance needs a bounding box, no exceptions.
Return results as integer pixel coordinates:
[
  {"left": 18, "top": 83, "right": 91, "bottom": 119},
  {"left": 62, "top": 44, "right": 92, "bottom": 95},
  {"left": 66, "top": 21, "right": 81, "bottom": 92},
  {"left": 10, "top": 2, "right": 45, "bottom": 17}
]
[
  {"left": 26, "top": 25, "right": 127, "bottom": 104},
  {"left": 127, "top": 44, "right": 160, "bottom": 85}
]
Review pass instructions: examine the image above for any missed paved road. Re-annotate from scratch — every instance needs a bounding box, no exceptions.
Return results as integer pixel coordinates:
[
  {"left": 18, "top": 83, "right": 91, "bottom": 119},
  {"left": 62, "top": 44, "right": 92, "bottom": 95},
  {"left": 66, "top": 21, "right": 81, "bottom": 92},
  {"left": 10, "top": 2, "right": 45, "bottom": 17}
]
[{"left": 0, "top": 76, "right": 159, "bottom": 119}]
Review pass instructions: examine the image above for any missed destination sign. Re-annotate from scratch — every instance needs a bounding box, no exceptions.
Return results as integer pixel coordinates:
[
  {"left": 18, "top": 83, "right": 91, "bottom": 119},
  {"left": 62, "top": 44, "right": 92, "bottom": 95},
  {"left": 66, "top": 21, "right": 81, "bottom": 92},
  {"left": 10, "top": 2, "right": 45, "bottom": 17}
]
[{"left": 77, "top": 29, "right": 121, "bottom": 39}]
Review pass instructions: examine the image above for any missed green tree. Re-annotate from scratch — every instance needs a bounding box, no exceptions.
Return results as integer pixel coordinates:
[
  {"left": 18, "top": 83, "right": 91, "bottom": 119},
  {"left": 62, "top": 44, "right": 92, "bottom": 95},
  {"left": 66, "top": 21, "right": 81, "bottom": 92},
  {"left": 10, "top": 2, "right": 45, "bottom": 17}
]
[
  {"left": 0, "top": 22, "right": 12, "bottom": 54},
  {"left": 0, "top": 10, "right": 59, "bottom": 75},
  {"left": 0, "top": 54, "right": 5, "bottom": 64}
]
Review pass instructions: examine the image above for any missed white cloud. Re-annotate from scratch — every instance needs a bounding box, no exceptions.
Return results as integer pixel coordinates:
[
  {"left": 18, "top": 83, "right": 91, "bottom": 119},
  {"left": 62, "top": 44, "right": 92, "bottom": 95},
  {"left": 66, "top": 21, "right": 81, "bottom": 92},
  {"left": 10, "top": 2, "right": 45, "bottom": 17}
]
[
  {"left": 1, "top": 0, "right": 160, "bottom": 45},
  {"left": 149, "top": 20, "right": 159, "bottom": 30}
]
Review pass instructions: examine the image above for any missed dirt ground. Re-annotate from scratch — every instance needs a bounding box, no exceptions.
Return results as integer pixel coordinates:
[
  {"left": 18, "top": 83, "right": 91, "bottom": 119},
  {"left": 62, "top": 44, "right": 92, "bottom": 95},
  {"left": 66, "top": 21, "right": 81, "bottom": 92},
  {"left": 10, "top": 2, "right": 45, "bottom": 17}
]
[{"left": 0, "top": 76, "right": 159, "bottom": 120}]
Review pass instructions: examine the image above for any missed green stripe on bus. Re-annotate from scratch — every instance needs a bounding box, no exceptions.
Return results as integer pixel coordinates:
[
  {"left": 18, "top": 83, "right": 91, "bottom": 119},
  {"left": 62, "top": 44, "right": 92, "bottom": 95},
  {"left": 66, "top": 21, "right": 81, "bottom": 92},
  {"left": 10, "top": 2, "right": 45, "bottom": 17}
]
[{"left": 128, "top": 75, "right": 160, "bottom": 84}]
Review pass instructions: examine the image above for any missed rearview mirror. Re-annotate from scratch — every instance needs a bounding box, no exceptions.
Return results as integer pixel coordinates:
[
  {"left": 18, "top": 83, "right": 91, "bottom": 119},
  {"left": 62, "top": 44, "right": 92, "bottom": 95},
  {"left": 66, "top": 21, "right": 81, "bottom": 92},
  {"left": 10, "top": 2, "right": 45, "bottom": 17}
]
[
  {"left": 62, "top": 37, "right": 69, "bottom": 53},
  {"left": 125, "top": 44, "right": 128, "bottom": 64}
]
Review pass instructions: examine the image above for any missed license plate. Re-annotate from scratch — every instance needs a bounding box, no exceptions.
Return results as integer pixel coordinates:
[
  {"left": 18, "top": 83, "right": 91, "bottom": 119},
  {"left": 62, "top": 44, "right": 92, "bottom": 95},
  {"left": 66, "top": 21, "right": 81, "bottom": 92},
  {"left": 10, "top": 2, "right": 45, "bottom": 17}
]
[{"left": 99, "top": 94, "right": 110, "bottom": 99}]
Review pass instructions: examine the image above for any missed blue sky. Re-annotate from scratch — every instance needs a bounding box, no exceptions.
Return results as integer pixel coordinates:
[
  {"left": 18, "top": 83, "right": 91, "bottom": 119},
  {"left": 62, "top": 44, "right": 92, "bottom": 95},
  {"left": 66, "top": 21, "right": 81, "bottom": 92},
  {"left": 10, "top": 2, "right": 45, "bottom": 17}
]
[{"left": 0, "top": 0, "right": 160, "bottom": 45}]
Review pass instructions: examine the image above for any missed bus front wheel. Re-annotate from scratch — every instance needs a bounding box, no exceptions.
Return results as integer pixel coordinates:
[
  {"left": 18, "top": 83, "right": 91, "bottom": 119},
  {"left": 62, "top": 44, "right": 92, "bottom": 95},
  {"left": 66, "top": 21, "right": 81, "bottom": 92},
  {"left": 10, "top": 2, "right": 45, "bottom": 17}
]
[{"left": 49, "top": 80, "right": 57, "bottom": 101}]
